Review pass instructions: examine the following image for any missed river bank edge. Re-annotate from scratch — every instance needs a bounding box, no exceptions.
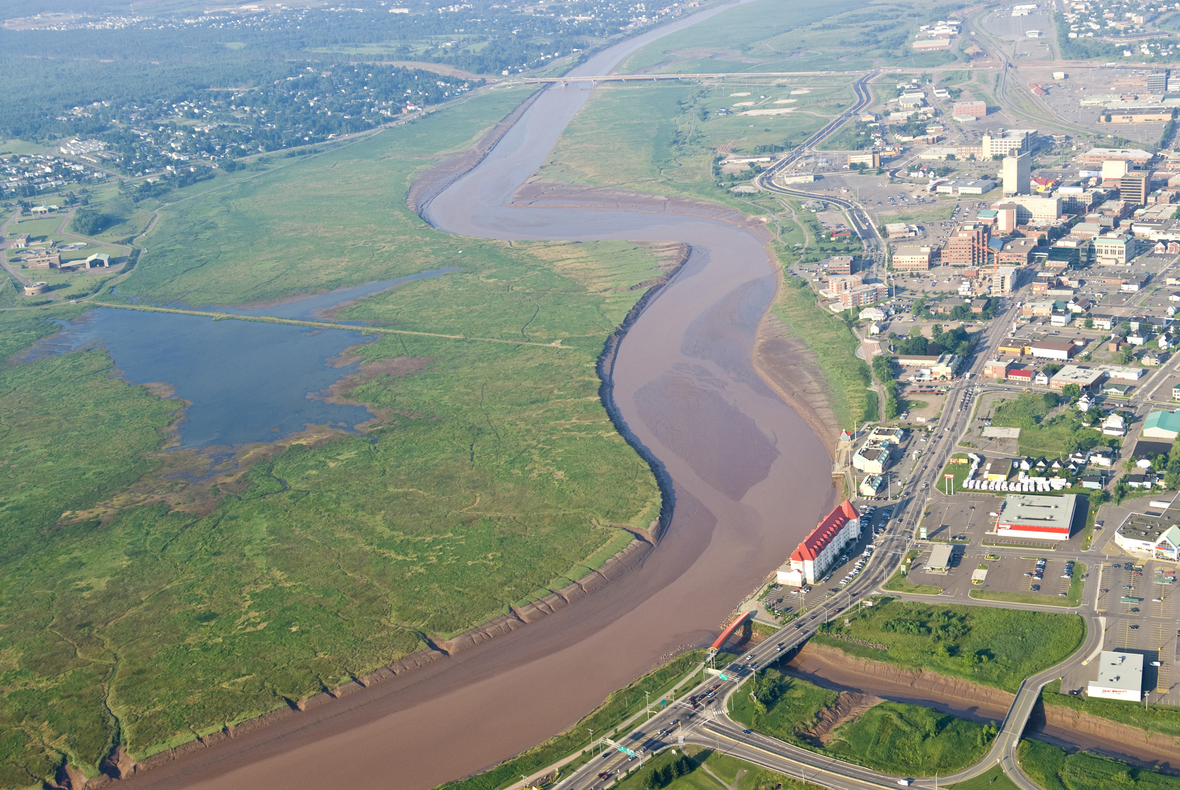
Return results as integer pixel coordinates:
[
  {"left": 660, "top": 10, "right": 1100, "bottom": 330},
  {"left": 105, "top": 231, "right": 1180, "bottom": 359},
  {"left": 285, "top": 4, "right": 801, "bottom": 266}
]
[
  {"left": 780, "top": 641, "right": 1180, "bottom": 775},
  {"left": 59, "top": 57, "right": 861, "bottom": 790}
]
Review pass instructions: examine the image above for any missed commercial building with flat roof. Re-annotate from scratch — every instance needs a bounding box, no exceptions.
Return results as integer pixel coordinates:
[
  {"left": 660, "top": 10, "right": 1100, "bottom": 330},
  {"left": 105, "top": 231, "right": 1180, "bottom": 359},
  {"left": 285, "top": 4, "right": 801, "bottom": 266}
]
[
  {"left": 952, "top": 100, "right": 986, "bottom": 120},
  {"left": 777, "top": 500, "right": 861, "bottom": 586},
  {"left": 944, "top": 222, "right": 989, "bottom": 267},
  {"left": 1030, "top": 340, "right": 1078, "bottom": 361},
  {"left": 927, "top": 543, "right": 954, "bottom": 573},
  {"left": 1121, "top": 171, "right": 1152, "bottom": 206},
  {"left": 892, "top": 245, "right": 932, "bottom": 271},
  {"left": 1088, "top": 651, "right": 1143, "bottom": 702},
  {"left": 1115, "top": 507, "right": 1180, "bottom": 562},
  {"left": 1048, "top": 365, "right": 1106, "bottom": 391},
  {"left": 996, "top": 494, "right": 1077, "bottom": 540},
  {"left": 853, "top": 442, "right": 892, "bottom": 474}
]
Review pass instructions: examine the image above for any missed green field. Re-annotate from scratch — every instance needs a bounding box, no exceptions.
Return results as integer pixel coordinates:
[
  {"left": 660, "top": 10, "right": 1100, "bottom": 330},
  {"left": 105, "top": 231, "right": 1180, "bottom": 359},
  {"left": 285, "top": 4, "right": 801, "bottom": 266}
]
[
  {"left": 730, "top": 669, "right": 995, "bottom": 776},
  {"left": 1018, "top": 739, "right": 1180, "bottom": 790},
  {"left": 0, "top": 85, "right": 675, "bottom": 786},
  {"left": 812, "top": 600, "right": 1086, "bottom": 692},
  {"left": 1041, "top": 680, "right": 1180, "bottom": 738},
  {"left": 826, "top": 702, "right": 996, "bottom": 776},
  {"left": 618, "top": 0, "right": 956, "bottom": 75},
  {"left": 535, "top": 82, "right": 842, "bottom": 210},
  {"left": 989, "top": 392, "right": 1101, "bottom": 459},
  {"left": 767, "top": 268, "right": 875, "bottom": 432},
  {"left": 729, "top": 667, "right": 837, "bottom": 743},
  {"left": 949, "top": 764, "right": 1019, "bottom": 790}
]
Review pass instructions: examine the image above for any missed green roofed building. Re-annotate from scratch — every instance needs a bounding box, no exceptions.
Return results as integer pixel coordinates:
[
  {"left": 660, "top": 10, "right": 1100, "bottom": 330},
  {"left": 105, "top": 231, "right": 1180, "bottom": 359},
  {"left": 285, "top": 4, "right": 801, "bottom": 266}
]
[{"left": 1143, "top": 409, "right": 1180, "bottom": 440}]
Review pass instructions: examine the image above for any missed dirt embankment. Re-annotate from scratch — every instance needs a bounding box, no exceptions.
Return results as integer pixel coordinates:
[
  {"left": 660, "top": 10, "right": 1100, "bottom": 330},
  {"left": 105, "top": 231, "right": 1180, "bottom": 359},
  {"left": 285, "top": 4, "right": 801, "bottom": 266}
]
[
  {"left": 1038, "top": 704, "right": 1180, "bottom": 773},
  {"left": 407, "top": 90, "right": 543, "bottom": 216},
  {"left": 783, "top": 642, "right": 1014, "bottom": 723},
  {"left": 76, "top": 539, "right": 655, "bottom": 788},
  {"left": 752, "top": 314, "right": 839, "bottom": 461},
  {"left": 784, "top": 642, "right": 1180, "bottom": 773},
  {"left": 800, "top": 691, "right": 884, "bottom": 746}
]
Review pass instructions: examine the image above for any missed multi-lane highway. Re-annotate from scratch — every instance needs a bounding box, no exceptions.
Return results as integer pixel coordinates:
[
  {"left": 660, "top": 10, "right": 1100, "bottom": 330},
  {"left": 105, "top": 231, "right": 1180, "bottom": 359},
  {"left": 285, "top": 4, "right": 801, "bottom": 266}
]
[{"left": 548, "top": 63, "right": 1113, "bottom": 790}]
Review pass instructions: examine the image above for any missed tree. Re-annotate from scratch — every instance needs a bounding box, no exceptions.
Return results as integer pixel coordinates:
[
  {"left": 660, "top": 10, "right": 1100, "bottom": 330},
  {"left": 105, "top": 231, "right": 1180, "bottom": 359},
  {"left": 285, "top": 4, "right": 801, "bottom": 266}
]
[
  {"left": 1120, "top": 345, "right": 1136, "bottom": 365},
  {"left": 1061, "top": 383, "right": 1082, "bottom": 404},
  {"left": 1084, "top": 317, "right": 1094, "bottom": 329},
  {"left": 1042, "top": 392, "right": 1060, "bottom": 409}
]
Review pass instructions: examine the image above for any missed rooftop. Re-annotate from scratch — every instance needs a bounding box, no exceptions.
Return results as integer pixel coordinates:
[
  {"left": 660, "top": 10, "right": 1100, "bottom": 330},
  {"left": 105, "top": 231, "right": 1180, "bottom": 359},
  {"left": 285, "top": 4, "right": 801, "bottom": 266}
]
[
  {"left": 1145, "top": 410, "right": 1180, "bottom": 435},
  {"left": 1093, "top": 651, "right": 1143, "bottom": 694},
  {"left": 998, "top": 493, "right": 1077, "bottom": 532},
  {"left": 791, "top": 500, "right": 859, "bottom": 563},
  {"left": 1117, "top": 498, "right": 1180, "bottom": 546}
]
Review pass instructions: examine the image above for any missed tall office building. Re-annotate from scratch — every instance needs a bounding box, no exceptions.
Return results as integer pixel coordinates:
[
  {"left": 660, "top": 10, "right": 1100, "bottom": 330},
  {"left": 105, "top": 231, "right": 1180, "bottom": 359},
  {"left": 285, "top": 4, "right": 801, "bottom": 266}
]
[
  {"left": 1120, "top": 171, "right": 1151, "bottom": 206},
  {"left": 1148, "top": 69, "right": 1170, "bottom": 93},
  {"left": 1003, "top": 151, "right": 1031, "bottom": 195},
  {"left": 944, "top": 222, "right": 990, "bottom": 268}
]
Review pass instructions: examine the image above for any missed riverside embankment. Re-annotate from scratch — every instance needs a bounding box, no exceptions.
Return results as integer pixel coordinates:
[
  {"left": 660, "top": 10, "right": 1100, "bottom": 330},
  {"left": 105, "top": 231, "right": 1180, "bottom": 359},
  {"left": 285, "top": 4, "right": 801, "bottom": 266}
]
[{"left": 116, "top": 2, "right": 844, "bottom": 789}]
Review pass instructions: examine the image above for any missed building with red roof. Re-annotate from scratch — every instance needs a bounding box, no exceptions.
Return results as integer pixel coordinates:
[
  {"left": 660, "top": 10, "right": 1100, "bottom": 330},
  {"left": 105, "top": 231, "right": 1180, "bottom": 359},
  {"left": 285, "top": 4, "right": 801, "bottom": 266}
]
[{"left": 777, "top": 500, "right": 862, "bottom": 586}]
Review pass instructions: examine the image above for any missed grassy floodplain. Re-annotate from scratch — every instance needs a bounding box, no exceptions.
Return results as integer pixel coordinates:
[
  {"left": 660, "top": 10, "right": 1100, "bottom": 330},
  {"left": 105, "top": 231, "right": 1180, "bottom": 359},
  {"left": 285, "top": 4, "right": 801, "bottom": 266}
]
[
  {"left": 0, "top": 87, "right": 672, "bottom": 785},
  {"left": 617, "top": 0, "right": 956, "bottom": 75},
  {"left": 812, "top": 600, "right": 1086, "bottom": 693},
  {"left": 729, "top": 669, "right": 996, "bottom": 776}
]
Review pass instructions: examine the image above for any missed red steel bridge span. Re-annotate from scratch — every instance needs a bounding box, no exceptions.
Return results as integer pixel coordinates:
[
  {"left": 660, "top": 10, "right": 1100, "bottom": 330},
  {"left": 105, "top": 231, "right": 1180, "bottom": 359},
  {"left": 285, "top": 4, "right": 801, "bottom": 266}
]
[{"left": 707, "top": 611, "right": 753, "bottom": 654}]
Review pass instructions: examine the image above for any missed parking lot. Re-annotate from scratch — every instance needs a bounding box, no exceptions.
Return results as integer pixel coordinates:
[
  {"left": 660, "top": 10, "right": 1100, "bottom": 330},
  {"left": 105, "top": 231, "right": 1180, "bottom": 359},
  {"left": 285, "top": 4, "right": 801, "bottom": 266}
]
[
  {"left": 920, "top": 488, "right": 1090, "bottom": 552},
  {"left": 1055, "top": 559, "right": 1180, "bottom": 706},
  {"left": 902, "top": 543, "right": 1082, "bottom": 603}
]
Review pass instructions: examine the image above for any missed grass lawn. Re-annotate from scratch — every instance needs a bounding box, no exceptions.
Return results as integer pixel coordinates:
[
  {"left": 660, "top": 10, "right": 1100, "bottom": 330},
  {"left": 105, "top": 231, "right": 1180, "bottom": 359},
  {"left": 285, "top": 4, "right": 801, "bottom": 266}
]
[
  {"left": 1041, "top": 680, "right": 1180, "bottom": 739},
  {"left": 949, "top": 763, "right": 1019, "bottom": 790},
  {"left": 989, "top": 393, "right": 1101, "bottom": 458},
  {"left": 939, "top": 454, "right": 973, "bottom": 492},
  {"left": 730, "top": 670, "right": 996, "bottom": 777},
  {"left": 728, "top": 668, "right": 838, "bottom": 742},
  {"left": 768, "top": 269, "right": 875, "bottom": 432},
  {"left": 826, "top": 702, "right": 996, "bottom": 776},
  {"left": 1018, "top": 738, "right": 1180, "bottom": 790},
  {"left": 970, "top": 562, "right": 1086, "bottom": 608},
  {"left": 883, "top": 570, "right": 943, "bottom": 595},
  {"left": 812, "top": 599, "right": 1086, "bottom": 693}
]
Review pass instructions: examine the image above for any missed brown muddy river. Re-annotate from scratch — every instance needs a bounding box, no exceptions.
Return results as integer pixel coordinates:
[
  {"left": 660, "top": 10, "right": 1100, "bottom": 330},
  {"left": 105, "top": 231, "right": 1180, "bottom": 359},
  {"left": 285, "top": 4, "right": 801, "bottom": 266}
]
[{"left": 122, "top": 3, "right": 841, "bottom": 789}]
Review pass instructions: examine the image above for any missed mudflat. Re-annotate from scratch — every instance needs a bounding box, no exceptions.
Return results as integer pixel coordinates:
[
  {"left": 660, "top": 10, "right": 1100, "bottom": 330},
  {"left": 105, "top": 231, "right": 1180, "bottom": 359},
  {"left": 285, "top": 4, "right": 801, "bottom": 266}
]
[{"left": 120, "top": 1, "right": 842, "bottom": 787}]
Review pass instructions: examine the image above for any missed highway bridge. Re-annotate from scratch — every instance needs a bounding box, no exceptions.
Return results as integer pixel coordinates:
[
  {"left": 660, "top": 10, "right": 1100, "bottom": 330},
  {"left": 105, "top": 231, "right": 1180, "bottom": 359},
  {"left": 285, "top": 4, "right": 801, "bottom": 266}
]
[{"left": 518, "top": 71, "right": 861, "bottom": 84}]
